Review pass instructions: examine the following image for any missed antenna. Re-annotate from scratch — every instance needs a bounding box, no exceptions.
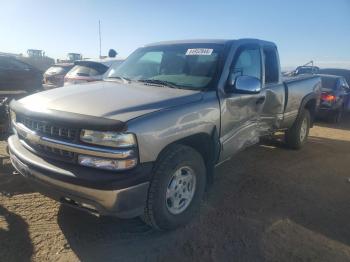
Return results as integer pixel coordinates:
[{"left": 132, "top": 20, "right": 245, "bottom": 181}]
[{"left": 98, "top": 20, "right": 102, "bottom": 58}]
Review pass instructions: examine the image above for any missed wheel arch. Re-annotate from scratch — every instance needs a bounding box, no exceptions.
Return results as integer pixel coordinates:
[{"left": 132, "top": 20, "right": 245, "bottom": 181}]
[
  {"left": 298, "top": 93, "right": 318, "bottom": 127},
  {"left": 154, "top": 128, "right": 220, "bottom": 185}
]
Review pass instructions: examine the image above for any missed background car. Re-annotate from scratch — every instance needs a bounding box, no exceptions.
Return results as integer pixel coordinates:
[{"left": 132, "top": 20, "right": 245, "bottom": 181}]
[
  {"left": 43, "top": 63, "right": 74, "bottom": 89},
  {"left": 317, "top": 74, "right": 350, "bottom": 122},
  {"left": 64, "top": 58, "right": 123, "bottom": 86},
  {"left": 0, "top": 55, "right": 43, "bottom": 137},
  {"left": 318, "top": 68, "right": 350, "bottom": 90},
  {"left": 0, "top": 55, "right": 43, "bottom": 92}
]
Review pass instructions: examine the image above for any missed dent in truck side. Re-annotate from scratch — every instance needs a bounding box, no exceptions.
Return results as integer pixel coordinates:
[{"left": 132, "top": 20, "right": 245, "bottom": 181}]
[{"left": 217, "top": 40, "right": 283, "bottom": 161}]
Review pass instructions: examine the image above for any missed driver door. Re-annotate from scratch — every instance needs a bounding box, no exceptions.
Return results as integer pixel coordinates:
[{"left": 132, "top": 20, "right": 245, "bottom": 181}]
[{"left": 219, "top": 44, "right": 266, "bottom": 161}]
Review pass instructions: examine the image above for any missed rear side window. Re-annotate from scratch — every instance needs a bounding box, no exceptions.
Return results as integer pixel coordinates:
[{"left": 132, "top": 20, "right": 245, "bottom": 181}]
[
  {"left": 0, "top": 58, "right": 31, "bottom": 70},
  {"left": 263, "top": 48, "right": 279, "bottom": 84},
  {"left": 67, "top": 63, "right": 108, "bottom": 77},
  {"left": 9, "top": 59, "right": 31, "bottom": 70},
  {"left": 45, "top": 66, "right": 66, "bottom": 75},
  {"left": 231, "top": 48, "right": 261, "bottom": 80},
  {"left": 321, "top": 77, "right": 337, "bottom": 90}
]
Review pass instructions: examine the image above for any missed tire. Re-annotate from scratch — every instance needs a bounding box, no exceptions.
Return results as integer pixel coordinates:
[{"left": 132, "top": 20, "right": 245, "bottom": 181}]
[
  {"left": 285, "top": 109, "right": 311, "bottom": 150},
  {"left": 143, "top": 144, "right": 206, "bottom": 230}
]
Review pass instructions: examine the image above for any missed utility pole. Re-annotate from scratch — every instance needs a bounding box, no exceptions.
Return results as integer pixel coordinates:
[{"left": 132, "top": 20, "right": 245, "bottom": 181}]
[{"left": 99, "top": 20, "right": 102, "bottom": 58}]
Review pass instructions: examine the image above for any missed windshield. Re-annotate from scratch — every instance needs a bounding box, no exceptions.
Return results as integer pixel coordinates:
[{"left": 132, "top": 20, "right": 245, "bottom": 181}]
[{"left": 105, "top": 44, "right": 223, "bottom": 89}]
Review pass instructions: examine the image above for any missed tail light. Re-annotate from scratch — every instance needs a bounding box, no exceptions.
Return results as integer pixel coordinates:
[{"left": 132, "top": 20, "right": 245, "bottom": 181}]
[{"left": 321, "top": 92, "right": 336, "bottom": 102}]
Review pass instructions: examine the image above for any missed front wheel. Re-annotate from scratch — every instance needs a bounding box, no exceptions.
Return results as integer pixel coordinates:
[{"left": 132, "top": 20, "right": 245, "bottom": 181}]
[
  {"left": 285, "top": 109, "right": 311, "bottom": 150},
  {"left": 143, "top": 145, "right": 206, "bottom": 230}
]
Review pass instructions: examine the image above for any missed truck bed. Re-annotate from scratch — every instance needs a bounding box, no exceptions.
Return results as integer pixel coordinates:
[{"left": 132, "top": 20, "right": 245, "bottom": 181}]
[{"left": 281, "top": 74, "right": 321, "bottom": 128}]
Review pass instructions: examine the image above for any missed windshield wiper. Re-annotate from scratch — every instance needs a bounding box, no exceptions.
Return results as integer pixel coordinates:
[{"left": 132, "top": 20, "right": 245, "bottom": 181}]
[
  {"left": 138, "top": 79, "right": 179, "bottom": 88},
  {"left": 106, "top": 76, "right": 131, "bottom": 83}
]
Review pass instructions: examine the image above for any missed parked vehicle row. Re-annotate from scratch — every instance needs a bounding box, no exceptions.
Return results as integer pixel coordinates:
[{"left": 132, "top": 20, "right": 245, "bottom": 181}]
[
  {"left": 286, "top": 63, "right": 350, "bottom": 122},
  {"left": 43, "top": 58, "right": 124, "bottom": 89},
  {"left": 8, "top": 38, "right": 322, "bottom": 230},
  {"left": 64, "top": 59, "right": 124, "bottom": 86},
  {"left": 0, "top": 54, "right": 124, "bottom": 135}
]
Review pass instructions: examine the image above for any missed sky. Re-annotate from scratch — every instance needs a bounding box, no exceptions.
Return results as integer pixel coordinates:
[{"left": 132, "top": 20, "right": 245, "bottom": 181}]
[{"left": 0, "top": 0, "right": 349, "bottom": 69}]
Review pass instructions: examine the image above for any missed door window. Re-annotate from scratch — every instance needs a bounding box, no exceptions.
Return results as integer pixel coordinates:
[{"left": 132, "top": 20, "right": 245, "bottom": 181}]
[
  {"left": 263, "top": 47, "right": 279, "bottom": 83},
  {"left": 9, "top": 59, "right": 31, "bottom": 70},
  {"left": 231, "top": 48, "right": 261, "bottom": 81}
]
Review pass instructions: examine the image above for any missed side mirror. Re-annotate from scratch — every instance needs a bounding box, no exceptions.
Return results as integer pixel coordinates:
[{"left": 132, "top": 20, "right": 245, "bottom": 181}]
[{"left": 226, "top": 75, "right": 262, "bottom": 94}]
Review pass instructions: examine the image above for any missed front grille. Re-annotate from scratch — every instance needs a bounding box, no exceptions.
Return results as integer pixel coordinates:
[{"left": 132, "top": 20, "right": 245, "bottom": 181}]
[
  {"left": 17, "top": 115, "right": 77, "bottom": 141},
  {"left": 16, "top": 114, "right": 78, "bottom": 162},
  {"left": 35, "top": 144, "right": 75, "bottom": 161}
]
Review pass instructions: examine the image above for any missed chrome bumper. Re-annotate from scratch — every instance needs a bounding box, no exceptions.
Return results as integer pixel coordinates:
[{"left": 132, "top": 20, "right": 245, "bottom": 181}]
[{"left": 8, "top": 135, "right": 150, "bottom": 218}]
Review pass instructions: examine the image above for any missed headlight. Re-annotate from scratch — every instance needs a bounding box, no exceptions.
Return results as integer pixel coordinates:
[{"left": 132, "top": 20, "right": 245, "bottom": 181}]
[
  {"left": 78, "top": 155, "right": 137, "bottom": 171},
  {"left": 80, "top": 130, "right": 136, "bottom": 148}
]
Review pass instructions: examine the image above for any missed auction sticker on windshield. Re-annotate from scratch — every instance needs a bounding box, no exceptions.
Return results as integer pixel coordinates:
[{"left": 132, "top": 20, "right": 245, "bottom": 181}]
[{"left": 186, "top": 48, "right": 213, "bottom": 56}]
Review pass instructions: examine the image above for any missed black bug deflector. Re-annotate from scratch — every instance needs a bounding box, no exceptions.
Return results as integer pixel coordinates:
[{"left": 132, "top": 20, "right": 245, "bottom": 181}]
[{"left": 10, "top": 99, "right": 127, "bottom": 132}]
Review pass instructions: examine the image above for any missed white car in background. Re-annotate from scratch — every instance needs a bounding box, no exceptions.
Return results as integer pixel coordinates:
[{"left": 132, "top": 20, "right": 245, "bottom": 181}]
[{"left": 64, "top": 58, "right": 124, "bottom": 86}]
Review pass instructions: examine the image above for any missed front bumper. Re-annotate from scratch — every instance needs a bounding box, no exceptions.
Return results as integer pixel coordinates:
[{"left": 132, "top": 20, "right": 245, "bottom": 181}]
[{"left": 8, "top": 135, "right": 151, "bottom": 218}]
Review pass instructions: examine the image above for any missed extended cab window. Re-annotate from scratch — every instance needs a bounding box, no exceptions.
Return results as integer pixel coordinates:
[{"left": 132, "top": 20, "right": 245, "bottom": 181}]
[
  {"left": 263, "top": 48, "right": 279, "bottom": 83},
  {"left": 231, "top": 48, "right": 261, "bottom": 80},
  {"left": 106, "top": 44, "right": 223, "bottom": 90}
]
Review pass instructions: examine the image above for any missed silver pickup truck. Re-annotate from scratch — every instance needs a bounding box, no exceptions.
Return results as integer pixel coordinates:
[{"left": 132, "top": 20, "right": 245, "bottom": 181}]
[{"left": 8, "top": 39, "right": 321, "bottom": 230}]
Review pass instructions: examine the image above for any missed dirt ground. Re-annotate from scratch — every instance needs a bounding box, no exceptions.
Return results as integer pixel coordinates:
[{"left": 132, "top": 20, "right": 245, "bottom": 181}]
[{"left": 1, "top": 114, "right": 350, "bottom": 262}]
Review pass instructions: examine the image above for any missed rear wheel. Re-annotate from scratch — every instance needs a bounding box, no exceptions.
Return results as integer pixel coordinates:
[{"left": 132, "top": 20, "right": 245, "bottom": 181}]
[
  {"left": 143, "top": 145, "right": 206, "bottom": 230},
  {"left": 285, "top": 109, "right": 311, "bottom": 149}
]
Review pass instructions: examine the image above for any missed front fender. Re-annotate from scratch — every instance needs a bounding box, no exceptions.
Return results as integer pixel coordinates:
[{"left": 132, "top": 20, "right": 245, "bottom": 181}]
[{"left": 127, "top": 92, "right": 220, "bottom": 163}]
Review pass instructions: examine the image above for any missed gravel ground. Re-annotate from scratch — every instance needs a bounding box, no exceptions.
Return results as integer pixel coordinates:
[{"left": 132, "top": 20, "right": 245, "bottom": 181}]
[{"left": 1, "top": 114, "right": 350, "bottom": 262}]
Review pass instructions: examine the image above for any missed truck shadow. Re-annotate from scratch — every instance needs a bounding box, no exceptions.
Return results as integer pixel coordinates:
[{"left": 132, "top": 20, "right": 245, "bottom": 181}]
[
  {"left": 0, "top": 205, "right": 33, "bottom": 262},
  {"left": 57, "top": 135, "right": 350, "bottom": 261},
  {"left": 314, "top": 112, "right": 350, "bottom": 131}
]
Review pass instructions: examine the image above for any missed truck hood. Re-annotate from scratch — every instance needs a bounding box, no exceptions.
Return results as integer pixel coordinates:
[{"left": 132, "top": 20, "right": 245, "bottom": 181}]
[{"left": 18, "top": 81, "right": 203, "bottom": 122}]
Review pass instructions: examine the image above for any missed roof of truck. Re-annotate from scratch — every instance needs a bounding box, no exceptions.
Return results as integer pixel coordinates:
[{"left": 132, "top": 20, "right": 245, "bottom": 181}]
[{"left": 145, "top": 38, "right": 276, "bottom": 47}]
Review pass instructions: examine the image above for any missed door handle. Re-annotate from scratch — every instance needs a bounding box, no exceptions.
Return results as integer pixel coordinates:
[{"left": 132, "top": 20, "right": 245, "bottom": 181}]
[{"left": 256, "top": 96, "right": 266, "bottom": 105}]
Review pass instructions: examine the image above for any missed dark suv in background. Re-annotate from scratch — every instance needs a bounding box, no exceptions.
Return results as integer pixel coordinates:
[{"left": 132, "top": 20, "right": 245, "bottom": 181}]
[
  {"left": 0, "top": 55, "right": 43, "bottom": 136},
  {"left": 0, "top": 55, "right": 43, "bottom": 92},
  {"left": 317, "top": 74, "right": 350, "bottom": 122},
  {"left": 318, "top": 68, "right": 350, "bottom": 87}
]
